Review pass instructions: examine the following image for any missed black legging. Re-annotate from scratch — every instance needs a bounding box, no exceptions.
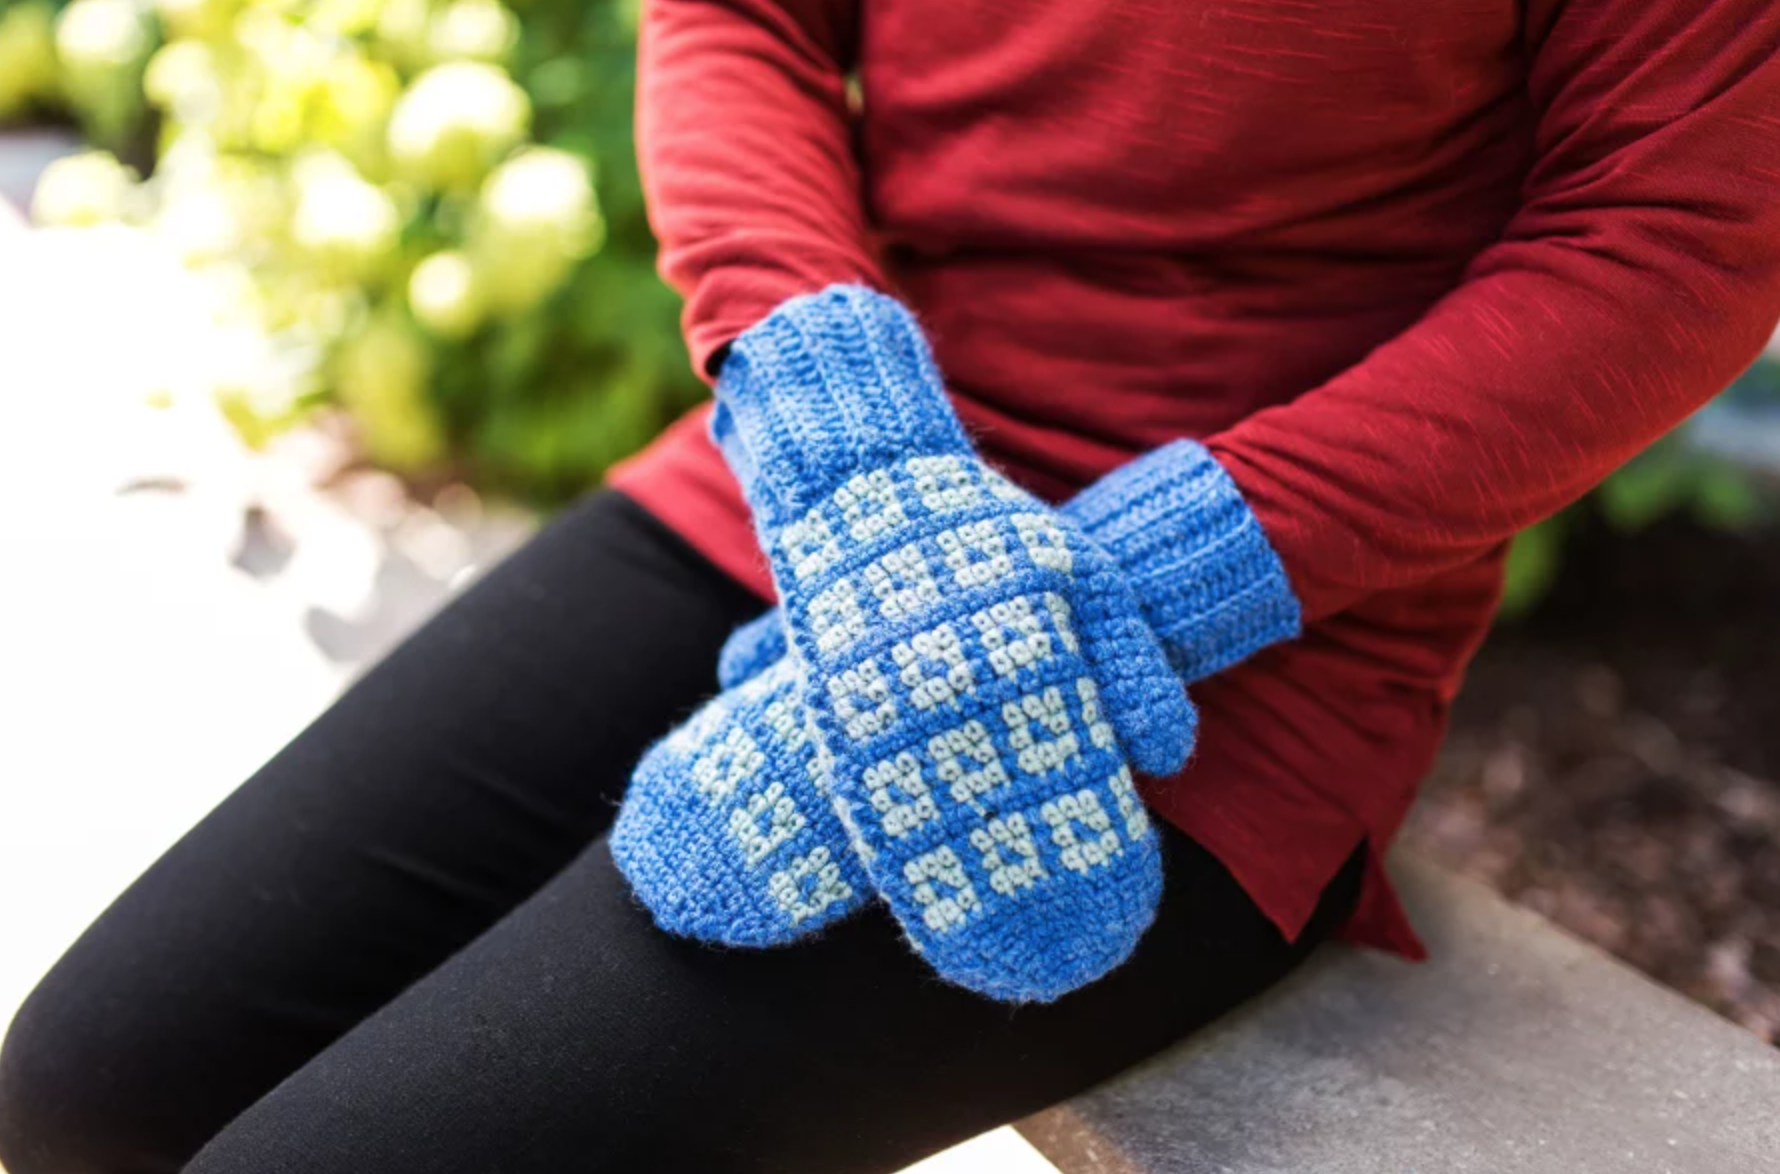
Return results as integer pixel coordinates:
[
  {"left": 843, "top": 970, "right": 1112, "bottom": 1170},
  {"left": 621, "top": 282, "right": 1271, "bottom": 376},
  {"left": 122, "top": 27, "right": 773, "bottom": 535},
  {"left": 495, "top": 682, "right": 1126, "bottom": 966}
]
[{"left": 0, "top": 491, "right": 1362, "bottom": 1174}]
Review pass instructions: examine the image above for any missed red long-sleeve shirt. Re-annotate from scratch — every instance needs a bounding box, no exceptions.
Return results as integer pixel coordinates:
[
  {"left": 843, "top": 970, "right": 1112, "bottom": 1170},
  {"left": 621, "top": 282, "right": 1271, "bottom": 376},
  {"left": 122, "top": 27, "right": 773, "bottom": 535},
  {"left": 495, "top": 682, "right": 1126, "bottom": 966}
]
[{"left": 610, "top": 0, "right": 1780, "bottom": 956}]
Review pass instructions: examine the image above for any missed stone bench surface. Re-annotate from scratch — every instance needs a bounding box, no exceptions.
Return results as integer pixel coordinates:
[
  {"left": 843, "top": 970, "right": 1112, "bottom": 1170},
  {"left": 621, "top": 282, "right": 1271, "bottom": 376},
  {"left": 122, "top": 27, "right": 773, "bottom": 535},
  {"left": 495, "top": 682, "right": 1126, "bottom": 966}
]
[{"left": 1018, "top": 854, "right": 1780, "bottom": 1174}]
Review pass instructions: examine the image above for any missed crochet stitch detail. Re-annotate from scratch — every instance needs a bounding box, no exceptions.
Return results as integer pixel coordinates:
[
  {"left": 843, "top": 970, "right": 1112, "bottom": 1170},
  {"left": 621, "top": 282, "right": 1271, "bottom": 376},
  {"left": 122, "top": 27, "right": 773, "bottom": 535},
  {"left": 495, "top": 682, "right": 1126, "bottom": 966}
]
[{"left": 619, "top": 285, "right": 1194, "bottom": 1002}]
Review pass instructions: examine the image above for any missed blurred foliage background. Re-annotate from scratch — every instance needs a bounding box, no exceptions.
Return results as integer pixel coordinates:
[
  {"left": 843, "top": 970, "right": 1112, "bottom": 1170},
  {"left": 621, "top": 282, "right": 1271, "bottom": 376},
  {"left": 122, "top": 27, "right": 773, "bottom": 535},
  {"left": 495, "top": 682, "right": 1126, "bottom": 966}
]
[
  {"left": 1, "top": 0, "right": 1777, "bottom": 605},
  {"left": 2, "top": 0, "right": 699, "bottom": 503}
]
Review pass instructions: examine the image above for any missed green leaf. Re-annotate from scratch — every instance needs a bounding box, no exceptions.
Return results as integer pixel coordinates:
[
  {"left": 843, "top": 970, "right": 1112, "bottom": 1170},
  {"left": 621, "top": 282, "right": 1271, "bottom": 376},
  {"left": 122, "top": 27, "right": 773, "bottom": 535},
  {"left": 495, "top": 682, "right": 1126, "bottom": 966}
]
[
  {"left": 1690, "top": 466, "right": 1763, "bottom": 530},
  {"left": 1498, "top": 516, "right": 1566, "bottom": 620},
  {"left": 1598, "top": 452, "right": 1693, "bottom": 531}
]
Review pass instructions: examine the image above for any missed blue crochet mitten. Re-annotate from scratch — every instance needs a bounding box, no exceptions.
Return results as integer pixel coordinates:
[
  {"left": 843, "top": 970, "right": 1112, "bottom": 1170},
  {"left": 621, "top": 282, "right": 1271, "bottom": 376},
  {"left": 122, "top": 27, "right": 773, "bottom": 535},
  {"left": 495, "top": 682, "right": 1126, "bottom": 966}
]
[
  {"left": 695, "top": 285, "right": 1194, "bottom": 1001},
  {"left": 1064, "top": 438, "right": 1301, "bottom": 682},
  {"left": 611, "top": 655, "right": 872, "bottom": 944},
  {"left": 612, "top": 429, "right": 1301, "bottom": 993},
  {"left": 716, "top": 608, "right": 788, "bottom": 688}
]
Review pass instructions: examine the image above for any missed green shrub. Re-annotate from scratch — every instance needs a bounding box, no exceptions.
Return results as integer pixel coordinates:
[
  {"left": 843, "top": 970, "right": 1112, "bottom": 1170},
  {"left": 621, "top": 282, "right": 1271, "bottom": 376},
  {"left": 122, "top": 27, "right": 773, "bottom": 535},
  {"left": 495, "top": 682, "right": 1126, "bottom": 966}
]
[
  {"left": 11, "top": 0, "right": 700, "bottom": 503},
  {"left": 0, "top": 2, "right": 72, "bottom": 128}
]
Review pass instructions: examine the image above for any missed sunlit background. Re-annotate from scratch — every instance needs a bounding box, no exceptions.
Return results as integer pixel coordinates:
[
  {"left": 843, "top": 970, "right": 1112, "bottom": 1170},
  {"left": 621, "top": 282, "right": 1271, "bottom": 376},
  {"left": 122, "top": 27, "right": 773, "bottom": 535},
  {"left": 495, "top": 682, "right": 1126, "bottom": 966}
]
[{"left": 0, "top": 0, "right": 1777, "bottom": 1166}]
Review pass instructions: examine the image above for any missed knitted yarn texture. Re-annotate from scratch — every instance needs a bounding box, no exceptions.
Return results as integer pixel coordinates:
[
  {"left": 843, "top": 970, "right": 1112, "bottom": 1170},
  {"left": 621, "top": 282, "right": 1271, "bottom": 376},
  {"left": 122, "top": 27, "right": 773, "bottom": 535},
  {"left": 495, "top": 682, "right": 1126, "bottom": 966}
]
[
  {"left": 618, "top": 286, "right": 1194, "bottom": 1001},
  {"left": 613, "top": 436, "right": 1301, "bottom": 973},
  {"left": 717, "top": 437, "right": 1303, "bottom": 692}
]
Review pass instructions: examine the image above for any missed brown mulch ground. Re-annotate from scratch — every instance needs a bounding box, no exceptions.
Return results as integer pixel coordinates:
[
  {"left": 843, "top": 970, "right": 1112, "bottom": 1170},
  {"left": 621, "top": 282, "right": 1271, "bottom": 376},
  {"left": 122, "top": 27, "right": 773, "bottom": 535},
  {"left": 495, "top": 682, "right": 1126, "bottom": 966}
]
[{"left": 1402, "top": 513, "right": 1780, "bottom": 1044}]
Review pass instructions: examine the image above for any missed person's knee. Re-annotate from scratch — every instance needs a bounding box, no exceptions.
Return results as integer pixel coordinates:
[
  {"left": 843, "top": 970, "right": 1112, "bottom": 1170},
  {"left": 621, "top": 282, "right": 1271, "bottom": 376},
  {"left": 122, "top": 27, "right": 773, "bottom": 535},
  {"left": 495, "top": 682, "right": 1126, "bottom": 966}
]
[
  {"left": 0, "top": 978, "right": 91, "bottom": 1174},
  {"left": 0, "top": 966, "right": 179, "bottom": 1174}
]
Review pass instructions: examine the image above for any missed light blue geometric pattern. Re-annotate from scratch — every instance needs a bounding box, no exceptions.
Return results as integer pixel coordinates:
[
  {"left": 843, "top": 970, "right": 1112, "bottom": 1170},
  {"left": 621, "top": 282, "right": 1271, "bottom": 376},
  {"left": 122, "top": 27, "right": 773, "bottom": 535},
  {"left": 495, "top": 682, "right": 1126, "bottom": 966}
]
[{"left": 612, "top": 656, "right": 869, "bottom": 946}]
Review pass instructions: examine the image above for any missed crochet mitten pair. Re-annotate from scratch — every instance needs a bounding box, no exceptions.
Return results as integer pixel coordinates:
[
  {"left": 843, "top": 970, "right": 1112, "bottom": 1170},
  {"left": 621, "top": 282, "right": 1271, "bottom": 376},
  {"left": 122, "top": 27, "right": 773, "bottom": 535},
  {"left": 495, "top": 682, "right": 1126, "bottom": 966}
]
[{"left": 613, "top": 287, "right": 1300, "bottom": 1001}]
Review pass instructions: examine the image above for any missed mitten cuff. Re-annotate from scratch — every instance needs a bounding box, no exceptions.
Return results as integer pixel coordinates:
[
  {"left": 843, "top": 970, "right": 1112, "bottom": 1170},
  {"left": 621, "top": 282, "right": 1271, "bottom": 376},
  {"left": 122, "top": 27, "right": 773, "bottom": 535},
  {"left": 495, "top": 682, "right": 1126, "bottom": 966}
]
[
  {"left": 711, "top": 285, "right": 972, "bottom": 518},
  {"left": 1069, "top": 439, "right": 1301, "bottom": 682}
]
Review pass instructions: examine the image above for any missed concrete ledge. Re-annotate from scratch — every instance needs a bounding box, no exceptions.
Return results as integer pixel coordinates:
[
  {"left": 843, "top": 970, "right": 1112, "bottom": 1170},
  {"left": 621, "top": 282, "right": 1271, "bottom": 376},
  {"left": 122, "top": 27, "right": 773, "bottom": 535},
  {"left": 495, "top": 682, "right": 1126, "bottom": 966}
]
[{"left": 1018, "top": 854, "right": 1780, "bottom": 1173}]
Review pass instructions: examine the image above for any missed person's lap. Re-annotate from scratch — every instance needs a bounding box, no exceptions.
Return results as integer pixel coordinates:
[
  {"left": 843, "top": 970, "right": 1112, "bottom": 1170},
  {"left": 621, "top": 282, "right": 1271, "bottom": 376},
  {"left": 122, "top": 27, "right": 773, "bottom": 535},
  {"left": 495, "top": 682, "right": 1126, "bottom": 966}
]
[
  {"left": 186, "top": 825, "right": 1358, "bottom": 1174},
  {"left": 0, "top": 491, "right": 1359, "bottom": 1174}
]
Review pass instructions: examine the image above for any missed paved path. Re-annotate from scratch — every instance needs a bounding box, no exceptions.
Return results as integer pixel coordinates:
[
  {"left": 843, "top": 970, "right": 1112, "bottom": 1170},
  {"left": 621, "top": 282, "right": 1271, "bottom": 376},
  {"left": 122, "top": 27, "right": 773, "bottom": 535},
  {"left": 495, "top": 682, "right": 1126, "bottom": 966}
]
[{"left": 0, "top": 219, "right": 531, "bottom": 1034}]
